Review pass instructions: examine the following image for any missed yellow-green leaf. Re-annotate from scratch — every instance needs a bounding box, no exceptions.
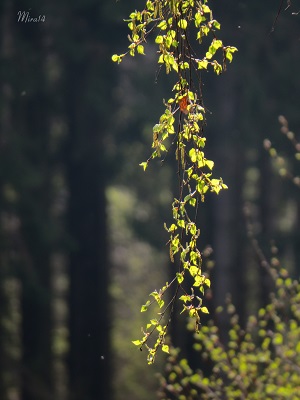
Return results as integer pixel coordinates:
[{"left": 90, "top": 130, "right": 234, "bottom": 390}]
[
  {"left": 178, "top": 19, "right": 187, "bottom": 30},
  {"left": 137, "top": 45, "right": 145, "bottom": 55},
  {"left": 162, "top": 344, "right": 170, "bottom": 353},
  {"left": 201, "top": 306, "right": 209, "bottom": 314},
  {"left": 132, "top": 340, "right": 142, "bottom": 346}
]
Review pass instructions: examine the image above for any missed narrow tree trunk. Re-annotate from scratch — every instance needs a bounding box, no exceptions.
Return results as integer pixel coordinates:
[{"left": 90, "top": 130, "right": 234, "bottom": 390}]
[{"left": 64, "top": 60, "right": 111, "bottom": 400}]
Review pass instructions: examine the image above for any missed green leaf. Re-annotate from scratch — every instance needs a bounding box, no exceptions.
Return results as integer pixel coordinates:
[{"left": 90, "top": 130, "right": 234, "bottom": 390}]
[
  {"left": 202, "top": 4, "right": 211, "bottom": 13},
  {"left": 139, "top": 161, "right": 148, "bottom": 171},
  {"left": 141, "top": 300, "right": 151, "bottom": 312},
  {"left": 168, "top": 223, "right": 177, "bottom": 232},
  {"left": 146, "top": 0, "right": 154, "bottom": 11},
  {"left": 226, "top": 51, "right": 233, "bottom": 63},
  {"left": 178, "top": 19, "right": 187, "bottom": 30},
  {"left": 157, "top": 20, "right": 167, "bottom": 30},
  {"left": 155, "top": 35, "right": 164, "bottom": 44},
  {"left": 189, "top": 148, "right": 197, "bottom": 163},
  {"left": 176, "top": 272, "right": 184, "bottom": 284},
  {"left": 132, "top": 340, "right": 142, "bottom": 346},
  {"left": 189, "top": 308, "right": 197, "bottom": 318},
  {"left": 193, "top": 275, "right": 205, "bottom": 287},
  {"left": 213, "top": 39, "right": 223, "bottom": 50},
  {"left": 205, "top": 159, "right": 214, "bottom": 170},
  {"left": 213, "top": 20, "right": 221, "bottom": 29},
  {"left": 204, "top": 278, "right": 211, "bottom": 287},
  {"left": 180, "top": 61, "right": 190, "bottom": 70},
  {"left": 158, "top": 298, "right": 164, "bottom": 308},
  {"left": 195, "top": 12, "right": 206, "bottom": 28},
  {"left": 189, "top": 198, "right": 196, "bottom": 207},
  {"left": 137, "top": 45, "right": 145, "bottom": 55},
  {"left": 198, "top": 60, "right": 208, "bottom": 69},
  {"left": 190, "top": 265, "right": 200, "bottom": 277},
  {"left": 158, "top": 54, "right": 165, "bottom": 64},
  {"left": 128, "top": 22, "right": 134, "bottom": 31},
  {"left": 177, "top": 219, "right": 185, "bottom": 228},
  {"left": 162, "top": 344, "right": 170, "bottom": 353},
  {"left": 212, "top": 61, "right": 222, "bottom": 75},
  {"left": 273, "top": 333, "right": 283, "bottom": 345},
  {"left": 179, "top": 295, "right": 191, "bottom": 303},
  {"left": 172, "top": 60, "right": 178, "bottom": 72},
  {"left": 184, "top": 194, "right": 191, "bottom": 202},
  {"left": 201, "top": 306, "right": 209, "bottom": 314}
]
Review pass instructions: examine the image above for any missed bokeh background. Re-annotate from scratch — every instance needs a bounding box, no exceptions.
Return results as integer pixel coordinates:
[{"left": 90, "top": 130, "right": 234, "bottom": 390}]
[{"left": 0, "top": 1, "right": 300, "bottom": 399}]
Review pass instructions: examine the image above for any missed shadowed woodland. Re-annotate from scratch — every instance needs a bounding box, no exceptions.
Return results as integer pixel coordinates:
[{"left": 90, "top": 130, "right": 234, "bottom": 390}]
[{"left": 0, "top": 1, "right": 300, "bottom": 399}]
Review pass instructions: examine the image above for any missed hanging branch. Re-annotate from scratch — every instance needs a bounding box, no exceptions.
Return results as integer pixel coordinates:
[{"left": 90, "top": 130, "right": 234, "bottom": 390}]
[{"left": 112, "top": 0, "right": 237, "bottom": 364}]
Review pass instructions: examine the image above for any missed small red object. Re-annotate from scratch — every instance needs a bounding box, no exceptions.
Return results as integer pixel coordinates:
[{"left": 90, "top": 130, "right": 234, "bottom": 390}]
[{"left": 179, "top": 95, "right": 189, "bottom": 114}]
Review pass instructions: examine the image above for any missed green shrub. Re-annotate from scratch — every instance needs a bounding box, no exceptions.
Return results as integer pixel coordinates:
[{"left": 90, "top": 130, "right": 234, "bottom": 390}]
[{"left": 158, "top": 261, "right": 300, "bottom": 399}]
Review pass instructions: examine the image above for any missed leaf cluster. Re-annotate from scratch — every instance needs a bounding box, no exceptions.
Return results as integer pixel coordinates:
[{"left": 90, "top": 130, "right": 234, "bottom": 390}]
[
  {"left": 264, "top": 115, "right": 300, "bottom": 188},
  {"left": 113, "top": 0, "right": 237, "bottom": 364},
  {"left": 158, "top": 257, "right": 300, "bottom": 399}
]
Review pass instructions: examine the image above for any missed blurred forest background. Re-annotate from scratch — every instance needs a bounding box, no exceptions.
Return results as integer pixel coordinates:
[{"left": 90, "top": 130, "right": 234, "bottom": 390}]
[{"left": 0, "top": 1, "right": 300, "bottom": 400}]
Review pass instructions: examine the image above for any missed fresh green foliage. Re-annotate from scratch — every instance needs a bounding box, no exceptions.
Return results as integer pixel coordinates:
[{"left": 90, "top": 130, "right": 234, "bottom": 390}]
[
  {"left": 158, "top": 257, "right": 300, "bottom": 399},
  {"left": 264, "top": 115, "right": 300, "bottom": 188},
  {"left": 156, "top": 120, "right": 300, "bottom": 398},
  {"left": 113, "top": 0, "right": 237, "bottom": 364}
]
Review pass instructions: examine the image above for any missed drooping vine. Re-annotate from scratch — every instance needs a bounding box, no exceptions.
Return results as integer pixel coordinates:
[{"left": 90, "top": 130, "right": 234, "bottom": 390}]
[{"left": 112, "top": 0, "right": 237, "bottom": 364}]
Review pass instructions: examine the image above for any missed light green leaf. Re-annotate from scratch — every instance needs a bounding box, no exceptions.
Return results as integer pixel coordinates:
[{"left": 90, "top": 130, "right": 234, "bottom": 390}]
[
  {"left": 201, "top": 306, "right": 209, "bottom": 314},
  {"left": 157, "top": 20, "right": 167, "bottom": 30},
  {"left": 176, "top": 272, "right": 184, "bottom": 284},
  {"left": 202, "top": 4, "right": 211, "bottom": 13},
  {"left": 213, "top": 20, "right": 221, "bottom": 29},
  {"left": 189, "top": 198, "right": 196, "bottom": 207},
  {"left": 205, "top": 159, "right": 214, "bottom": 170},
  {"left": 139, "top": 162, "right": 148, "bottom": 171},
  {"left": 198, "top": 60, "right": 208, "bottom": 69},
  {"left": 190, "top": 265, "right": 200, "bottom": 277},
  {"left": 195, "top": 12, "right": 206, "bottom": 28},
  {"left": 273, "top": 333, "right": 283, "bottom": 345},
  {"left": 141, "top": 300, "right": 151, "bottom": 312},
  {"left": 204, "top": 278, "right": 211, "bottom": 287},
  {"left": 137, "top": 45, "right": 145, "bottom": 55},
  {"left": 155, "top": 35, "right": 164, "bottom": 44},
  {"left": 189, "top": 148, "right": 197, "bottom": 163},
  {"left": 179, "top": 295, "right": 190, "bottom": 303},
  {"left": 132, "top": 340, "right": 142, "bottom": 346},
  {"left": 162, "top": 344, "right": 170, "bottom": 353},
  {"left": 178, "top": 19, "right": 187, "bottom": 30},
  {"left": 177, "top": 219, "right": 185, "bottom": 228}
]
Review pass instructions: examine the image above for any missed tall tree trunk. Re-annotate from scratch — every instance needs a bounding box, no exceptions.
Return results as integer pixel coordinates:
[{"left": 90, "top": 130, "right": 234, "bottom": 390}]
[
  {"left": 12, "top": 4, "right": 55, "bottom": 397},
  {"left": 64, "top": 58, "right": 111, "bottom": 400}
]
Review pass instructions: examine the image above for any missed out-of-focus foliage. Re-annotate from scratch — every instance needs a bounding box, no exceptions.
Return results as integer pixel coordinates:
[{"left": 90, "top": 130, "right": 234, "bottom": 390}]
[
  {"left": 265, "top": 115, "right": 300, "bottom": 188},
  {"left": 158, "top": 257, "right": 300, "bottom": 399},
  {"left": 158, "top": 119, "right": 300, "bottom": 398},
  {"left": 108, "top": 186, "right": 168, "bottom": 400}
]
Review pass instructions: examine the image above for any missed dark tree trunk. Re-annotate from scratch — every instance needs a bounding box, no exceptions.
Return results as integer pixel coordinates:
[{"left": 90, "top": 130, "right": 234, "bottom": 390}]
[
  {"left": 18, "top": 96, "right": 54, "bottom": 400},
  {"left": 0, "top": 1, "right": 54, "bottom": 398},
  {"left": 64, "top": 57, "right": 111, "bottom": 400}
]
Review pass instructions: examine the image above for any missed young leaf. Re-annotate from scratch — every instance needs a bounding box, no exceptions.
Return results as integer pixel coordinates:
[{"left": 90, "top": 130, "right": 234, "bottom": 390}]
[
  {"left": 132, "top": 340, "right": 142, "bottom": 346},
  {"left": 162, "top": 344, "right": 170, "bottom": 353}
]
